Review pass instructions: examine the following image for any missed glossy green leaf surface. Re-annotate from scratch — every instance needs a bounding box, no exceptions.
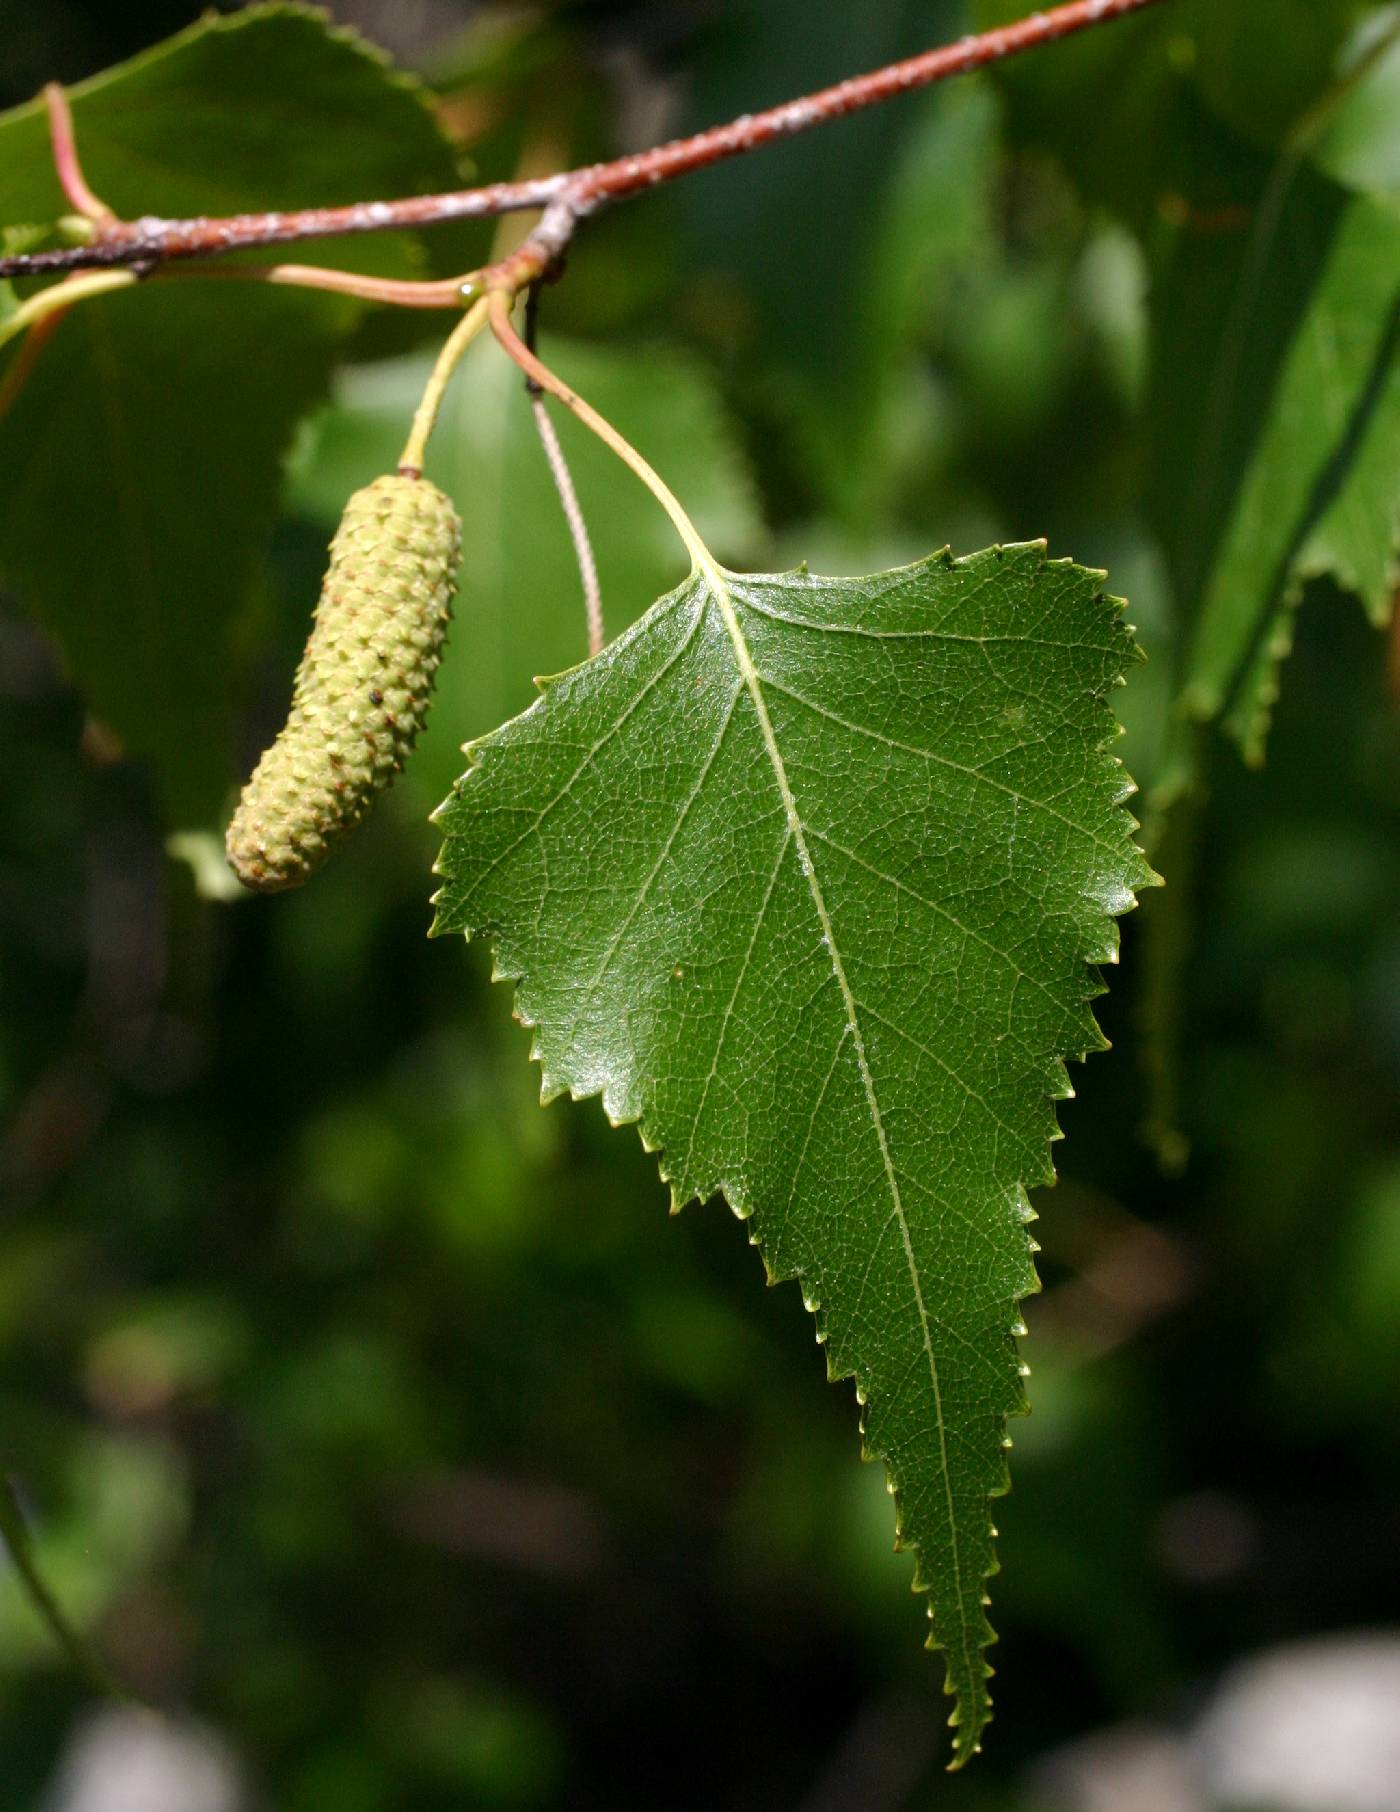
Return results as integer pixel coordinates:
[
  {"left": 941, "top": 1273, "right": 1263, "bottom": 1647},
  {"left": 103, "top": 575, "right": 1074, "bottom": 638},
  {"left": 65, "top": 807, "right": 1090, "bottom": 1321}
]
[
  {"left": 0, "top": 6, "right": 462, "bottom": 821},
  {"left": 433, "top": 541, "right": 1154, "bottom": 1761}
]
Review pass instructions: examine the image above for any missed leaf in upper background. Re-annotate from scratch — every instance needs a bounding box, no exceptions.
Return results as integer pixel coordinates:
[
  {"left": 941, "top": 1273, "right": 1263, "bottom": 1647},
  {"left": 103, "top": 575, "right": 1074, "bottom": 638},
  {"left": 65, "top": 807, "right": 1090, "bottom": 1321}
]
[
  {"left": 976, "top": 0, "right": 1400, "bottom": 767},
  {"left": 1314, "top": 15, "right": 1400, "bottom": 194},
  {"left": 433, "top": 540, "right": 1155, "bottom": 1761},
  {"left": 971, "top": 0, "right": 1239, "bottom": 230},
  {"left": 0, "top": 6, "right": 464, "bottom": 823},
  {"left": 1158, "top": 167, "right": 1400, "bottom": 759},
  {"left": 289, "top": 334, "right": 764, "bottom": 815},
  {"left": 1187, "top": 0, "right": 1372, "bottom": 146},
  {"left": 839, "top": 79, "right": 1000, "bottom": 524},
  {"left": 674, "top": 0, "right": 964, "bottom": 506},
  {"left": 974, "top": 0, "right": 1370, "bottom": 223}
]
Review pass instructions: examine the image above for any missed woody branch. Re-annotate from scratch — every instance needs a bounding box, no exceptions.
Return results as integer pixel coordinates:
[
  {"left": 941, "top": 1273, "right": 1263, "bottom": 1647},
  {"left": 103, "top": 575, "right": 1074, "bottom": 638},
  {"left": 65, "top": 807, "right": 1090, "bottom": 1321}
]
[{"left": 0, "top": 0, "right": 1168, "bottom": 288}]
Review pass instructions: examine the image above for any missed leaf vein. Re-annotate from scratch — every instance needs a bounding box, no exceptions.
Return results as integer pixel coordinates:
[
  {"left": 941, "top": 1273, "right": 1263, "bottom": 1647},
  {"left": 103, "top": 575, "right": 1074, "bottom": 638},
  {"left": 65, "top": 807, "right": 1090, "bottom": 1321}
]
[
  {"left": 571, "top": 680, "right": 744, "bottom": 1030},
  {"left": 700, "top": 571, "right": 978, "bottom": 1705},
  {"left": 733, "top": 582, "right": 1114, "bottom": 653},
  {"left": 807, "top": 827, "right": 1077, "bottom": 1026},
  {"left": 456, "top": 591, "right": 706, "bottom": 902},
  {"left": 760, "top": 675, "right": 1120, "bottom": 858},
  {"left": 680, "top": 816, "right": 794, "bottom": 1189}
]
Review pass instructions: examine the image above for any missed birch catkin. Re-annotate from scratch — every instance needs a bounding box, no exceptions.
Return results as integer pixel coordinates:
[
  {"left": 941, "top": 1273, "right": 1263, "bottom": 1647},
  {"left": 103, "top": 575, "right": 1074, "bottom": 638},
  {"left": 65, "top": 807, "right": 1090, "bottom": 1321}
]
[{"left": 227, "top": 473, "right": 461, "bottom": 893}]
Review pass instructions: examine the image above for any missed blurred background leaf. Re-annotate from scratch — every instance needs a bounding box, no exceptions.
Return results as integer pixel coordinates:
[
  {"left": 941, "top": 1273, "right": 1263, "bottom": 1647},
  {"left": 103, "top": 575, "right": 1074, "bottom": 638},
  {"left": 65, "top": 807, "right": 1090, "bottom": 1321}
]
[{"left": 0, "top": 7, "right": 464, "bottom": 823}]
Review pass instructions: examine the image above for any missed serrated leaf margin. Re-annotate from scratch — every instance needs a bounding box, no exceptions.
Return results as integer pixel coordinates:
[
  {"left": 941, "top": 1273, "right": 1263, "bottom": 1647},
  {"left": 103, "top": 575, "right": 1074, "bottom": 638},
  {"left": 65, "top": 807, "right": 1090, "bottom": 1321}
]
[{"left": 430, "top": 541, "right": 1158, "bottom": 1762}]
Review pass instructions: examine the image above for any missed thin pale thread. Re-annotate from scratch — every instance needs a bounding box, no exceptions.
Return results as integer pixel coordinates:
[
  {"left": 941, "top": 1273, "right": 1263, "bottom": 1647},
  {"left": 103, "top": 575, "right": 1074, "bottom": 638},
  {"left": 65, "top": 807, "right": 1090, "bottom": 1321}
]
[{"left": 530, "top": 393, "right": 604, "bottom": 657}]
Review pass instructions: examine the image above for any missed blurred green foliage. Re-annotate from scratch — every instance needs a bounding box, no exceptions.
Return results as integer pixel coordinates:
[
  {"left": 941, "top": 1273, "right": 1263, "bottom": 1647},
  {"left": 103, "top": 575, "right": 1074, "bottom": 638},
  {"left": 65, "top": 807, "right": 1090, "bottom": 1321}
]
[
  {"left": 1, "top": 2, "right": 1399, "bottom": 1808},
  {"left": 0, "top": 8, "right": 468, "bottom": 821}
]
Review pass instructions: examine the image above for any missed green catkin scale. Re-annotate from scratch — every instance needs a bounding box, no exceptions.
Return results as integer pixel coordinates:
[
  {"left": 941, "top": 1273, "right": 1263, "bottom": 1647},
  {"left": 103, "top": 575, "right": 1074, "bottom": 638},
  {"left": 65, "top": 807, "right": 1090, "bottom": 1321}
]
[{"left": 227, "top": 473, "right": 461, "bottom": 893}]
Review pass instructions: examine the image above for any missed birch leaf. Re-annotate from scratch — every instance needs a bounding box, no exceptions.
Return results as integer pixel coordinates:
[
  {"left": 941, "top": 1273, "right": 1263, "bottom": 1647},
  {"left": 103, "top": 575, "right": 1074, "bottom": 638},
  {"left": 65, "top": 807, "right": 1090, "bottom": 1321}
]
[{"left": 433, "top": 541, "right": 1154, "bottom": 1763}]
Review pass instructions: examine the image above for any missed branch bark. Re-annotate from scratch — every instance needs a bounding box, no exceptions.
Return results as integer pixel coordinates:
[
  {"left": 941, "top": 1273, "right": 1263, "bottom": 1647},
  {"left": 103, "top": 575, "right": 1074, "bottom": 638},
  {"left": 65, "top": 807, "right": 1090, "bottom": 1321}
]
[{"left": 0, "top": 0, "right": 1168, "bottom": 285}]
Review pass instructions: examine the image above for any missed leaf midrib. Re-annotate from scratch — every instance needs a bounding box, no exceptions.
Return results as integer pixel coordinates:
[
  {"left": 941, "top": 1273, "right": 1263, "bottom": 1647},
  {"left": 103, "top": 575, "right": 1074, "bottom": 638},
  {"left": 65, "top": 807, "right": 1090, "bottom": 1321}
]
[{"left": 698, "top": 555, "right": 976, "bottom": 1709}]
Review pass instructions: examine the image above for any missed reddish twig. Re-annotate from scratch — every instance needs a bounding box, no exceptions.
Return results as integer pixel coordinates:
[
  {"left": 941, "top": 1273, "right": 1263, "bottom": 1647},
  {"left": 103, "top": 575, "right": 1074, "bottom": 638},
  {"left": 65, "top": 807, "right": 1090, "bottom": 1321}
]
[
  {"left": 0, "top": 0, "right": 1168, "bottom": 284},
  {"left": 43, "top": 82, "right": 115, "bottom": 225}
]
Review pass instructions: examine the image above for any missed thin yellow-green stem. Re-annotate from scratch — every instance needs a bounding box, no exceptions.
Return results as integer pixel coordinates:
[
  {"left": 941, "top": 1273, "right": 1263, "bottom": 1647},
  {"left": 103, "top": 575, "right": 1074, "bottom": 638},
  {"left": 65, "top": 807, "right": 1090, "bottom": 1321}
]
[
  {"left": 486, "top": 288, "right": 714, "bottom": 578},
  {"left": 399, "top": 294, "right": 491, "bottom": 474},
  {"left": 151, "top": 260, "right": 479, "bottom": 310},
  {"left": 0, "top": 269, "right": 135, "bottom": 354}
]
